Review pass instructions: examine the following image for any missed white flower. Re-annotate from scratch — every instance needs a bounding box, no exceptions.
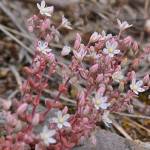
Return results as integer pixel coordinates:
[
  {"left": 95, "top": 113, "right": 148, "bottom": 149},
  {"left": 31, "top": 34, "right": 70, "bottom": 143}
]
[
  {"left": 112, "top": 71, "right": 124, "bottom": 83},
  {"left": 52, "top": 111, "right": 71, "bottom": 129},
  {"left": 130, "top": 79, "right": 145, "bottom": 95},
  {"left": 61, "top": 46, "right": 71, "bottom": 56},
  {"left": 40, "top": 126, "right": 56, "bottom": 146},
  {"left": 61, "top": 15, "right": 72, "bottom": 30},
  {"left": 73, "top": 48, "right": 87, "bottom": 61},
  {"left": 117, "top": 19, "right": 132, "bottom": 31},
  {"left": 37, "top": 0, "right": 54, "bottom": 17},
  {"left": 37, "top": 41, "right": 52, "bottom": 55},
  {"left": 103, "top": 41, "right": 120, "bottom": 57},
  {"left": 93, "top": 93, "right": 110, "bottom": 110},
  {"left": 89, "top": 32, "right": 100, "bottom": 43},
  {"left": 101, "top": 30, "right": 112, "bottom": 40},
  {"left": 102, "top": 111, "right": 112, "bottom": 127}
]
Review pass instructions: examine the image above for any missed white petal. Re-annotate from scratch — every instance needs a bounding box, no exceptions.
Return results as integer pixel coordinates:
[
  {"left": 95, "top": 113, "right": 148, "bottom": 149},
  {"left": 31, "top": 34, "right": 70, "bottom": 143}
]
[
  {"left": 106, "top": 41, "right": 111, "bottom": 48},
  {"left": 112, "top": 41, "right": 118, "bottom": 49},
  {"left": 136, "top": 80, "right": 143, "bottom": 87},
  {"left": 95, "top": 105, "right": 100, "bottom": 110},
  {"left": 102, "top": 96, "right": 108, "bottom": 102},
  {"left": 103, "top": 48, "right": 109, "bottom": 54},
  {"left": 63, "top": 121, "right": 71, "bottom": 127},
  {"left": 48, "top": 138, "right": 56, "bottom": 144},
  {"left": 37, "top": 3, "right": 41, "bottom": 10},
  {"left": 108, "top": 53, "right": 114, "bottom": 57},
  {"left": 57, "top": 111, "right": 62, "bottom": 118},
  {"left": 49, "top": 130, "right": 56, "bottom": 136},
  {"left": 57, "top": 123, "right": 63, "bottom": 129},
  {"left": 63, "top": 114, "right": 70, "bottom": 121},
  {"left": 45, "top": 13, "right": 51, "bottom": 17},
  {"left": 102, "top": 30, "right": 106, "bottom": 36},
  {"left": 100, "top": 103, "right": 110, "bottom": 109},
  {"left": 43, "top": 42, "right": 48, "bottom": 49},
  {"left": 43, "top": 6, "right": 54, "bottom": 12},
  {"left": 107, "top": 34, "right": 112, "bottom": 39},
  {"left": 41, "top": 0, "right": 46, "bottom": 8},
  {"left": 133, "top": 90, "right": 138, "bottom": 95},
  {"left": 113, "top": 49, "right": 120, "bottom": 54},
  {"left": 43, "top": 126, "right": 48, "bottom": 132},
  {"left": 137, "top": 87, "right": 145, "bottom": 92}
]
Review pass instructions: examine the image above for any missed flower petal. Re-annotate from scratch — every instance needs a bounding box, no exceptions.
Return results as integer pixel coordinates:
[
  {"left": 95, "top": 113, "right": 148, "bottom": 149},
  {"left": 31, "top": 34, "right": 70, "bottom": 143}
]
[
  {"left": 49, "top": 130, "right": 56, "bottom": 136},
  {"left": 137, "top": 87, "right": 145, "bottom": 92},
  {"left": 100, "top": 103, "right": 110, "bottom": 109},
  {"left": 106, "top": 41, "right": 111, "bottom": 48},
  {"left": 103, "top": 48, "right": 109, "bottom": 54},
  {"left": 41, "top": 0, "right": 46, "bottom": 8},
  {"left": 57, "top": 123, "right": 63, "bottom": 129},
  {"left": 108, "top": 53, "right": 114, "bottom": 57},
  {"left": 48, "top": 138, "right": 56, "bottom": 144},
  {"left": 136, "top": 80, "right": 143, "bottom": 87},
  {"left": 113, "top": 49, "right": 120, "bottom": 54},
  {"left": 37, "top": 3, "right": 41, "bottom": 10},
  {"left": 101, "top": 96, "right": 108, "bottom": 102},
  {"left": 64, "top": 121, "right": 71, "bottom": 127},
  {"left": 63, "top": 114, "right": 70, "bottom": 121},
  {"left": 112, "top": 41, "right": 118, "bottom": 49},
  {"left": 57, "top": 111, "right": 62, "bottom": 118}
]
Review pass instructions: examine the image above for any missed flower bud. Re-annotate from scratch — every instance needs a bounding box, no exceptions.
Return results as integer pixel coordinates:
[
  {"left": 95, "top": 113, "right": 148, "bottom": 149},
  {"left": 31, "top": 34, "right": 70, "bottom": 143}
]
[
  {"left": 97, "top": 84, "right": 105, "bottom": 95},
  {"left": 2, "top": 100, "right": 12, "bottom": 110},
  {"left": 96, "top": 74, "right": 103, "bottom": 83},
  {"left": 74, "top": 33, "right": 81, "bottom": 50},
  {"left": 32, "top": 113, "right": 40, "bottom": 126},
  {"left": 78, "top": 91, "right": 85, "bottom": 106},
  {"left": 118, "top": 81, "right": 124, "bottom": 92},
  {"left": 89, "top": 64, "right": 99, "bottom": 73},
  {"left": 62, "top": 106, "right": 68, "bottom": 114},
  {"left": 61, "top": 46, "right": 71, "bottom": 56},
  {"left": 89, "top": 32, "right": 100, "bottom": 43},
  {"left": 17, "top": 103, "right": 28, "bottom": 115},
  {"left": 28, "top": 26, "right": 34, "bottom": 32},
  {"left": 143, "top": 74, "right": 150, "bottom": 84}
]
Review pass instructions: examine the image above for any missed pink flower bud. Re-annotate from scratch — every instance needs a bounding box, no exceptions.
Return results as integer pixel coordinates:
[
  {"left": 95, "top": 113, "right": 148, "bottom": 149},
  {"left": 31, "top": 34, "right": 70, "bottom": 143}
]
[
  {"left": 2, "top": 100, "right": 12, "bottom": 110},
  {"left": 79, "top": 91, "right": 85, "bottom": 106},
  {"left": 96, "top": 74, "right": 104, "bottom": 83},
  {"left": 61, "top": 46, "right": 71, "bottom": 56},
  {"left": 62, "top": 106, "right": 68, "bottom": 114},
  {"left": 89, "top": 32, "right": 100, "bottom": 43},
  {"left": 32, "top": 113, "right": 40, "bottom": 126},
  {"left": 83, "top": 105, "right": 90, "bottom": 115},
  {"left": 74, "top": 33, "right": 81, "bottom": 50},
  {"left": 28, "top": 26, "right": 33, "bottom": 32},
  {"left": 83, "top": 117, "right": 89, "bottom": 123},
  {"left": 47, "top": 53, "right": 55, "bottom": 63},
  {"left": 6, "top": 114, "right": 18, "bottom": 127},
  {"left": 17, "top": 103, "right": 28, "bottom": 115},
  {"left": 45, "top": 34, "right": 53, "bottom": 43},
  {"left": 90, "top": 64, "right": 99, "bottom": 73},
  {"left": 41, "top": 19, "right": 50, "bottom": 31},
  {"left": 143, "top": 74, "right": 150, "bottom": 84},
  {"left": 123, "top": 36, "right": 133, "bottom": 47},
  {"left": 98, "top": 84, "right": 106, "bottom": 95},
  {"left": 132, "top": 58, "right": 139, "bottom": 69},
  {"left": 132, "top": 41, "right": 138, "bottom": 51}
]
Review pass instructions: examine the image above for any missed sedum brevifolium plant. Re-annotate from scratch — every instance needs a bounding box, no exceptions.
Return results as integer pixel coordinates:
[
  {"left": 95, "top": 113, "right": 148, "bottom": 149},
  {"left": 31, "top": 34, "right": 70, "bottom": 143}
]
[{"left": 0, "top": 0, "right": 149, "bottom": 149}]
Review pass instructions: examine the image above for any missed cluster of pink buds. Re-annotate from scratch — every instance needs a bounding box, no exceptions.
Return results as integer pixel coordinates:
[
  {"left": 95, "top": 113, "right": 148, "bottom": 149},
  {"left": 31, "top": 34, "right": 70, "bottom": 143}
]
[{"left": 0, "top": 0, "right": 149, "bottom": 149}]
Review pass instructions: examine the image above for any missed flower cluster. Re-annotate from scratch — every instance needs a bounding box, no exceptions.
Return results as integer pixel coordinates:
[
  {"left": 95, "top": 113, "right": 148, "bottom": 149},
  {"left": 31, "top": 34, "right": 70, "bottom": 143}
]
[{"left": 0, "top": 1, "right": 149, "bottom": 150}]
